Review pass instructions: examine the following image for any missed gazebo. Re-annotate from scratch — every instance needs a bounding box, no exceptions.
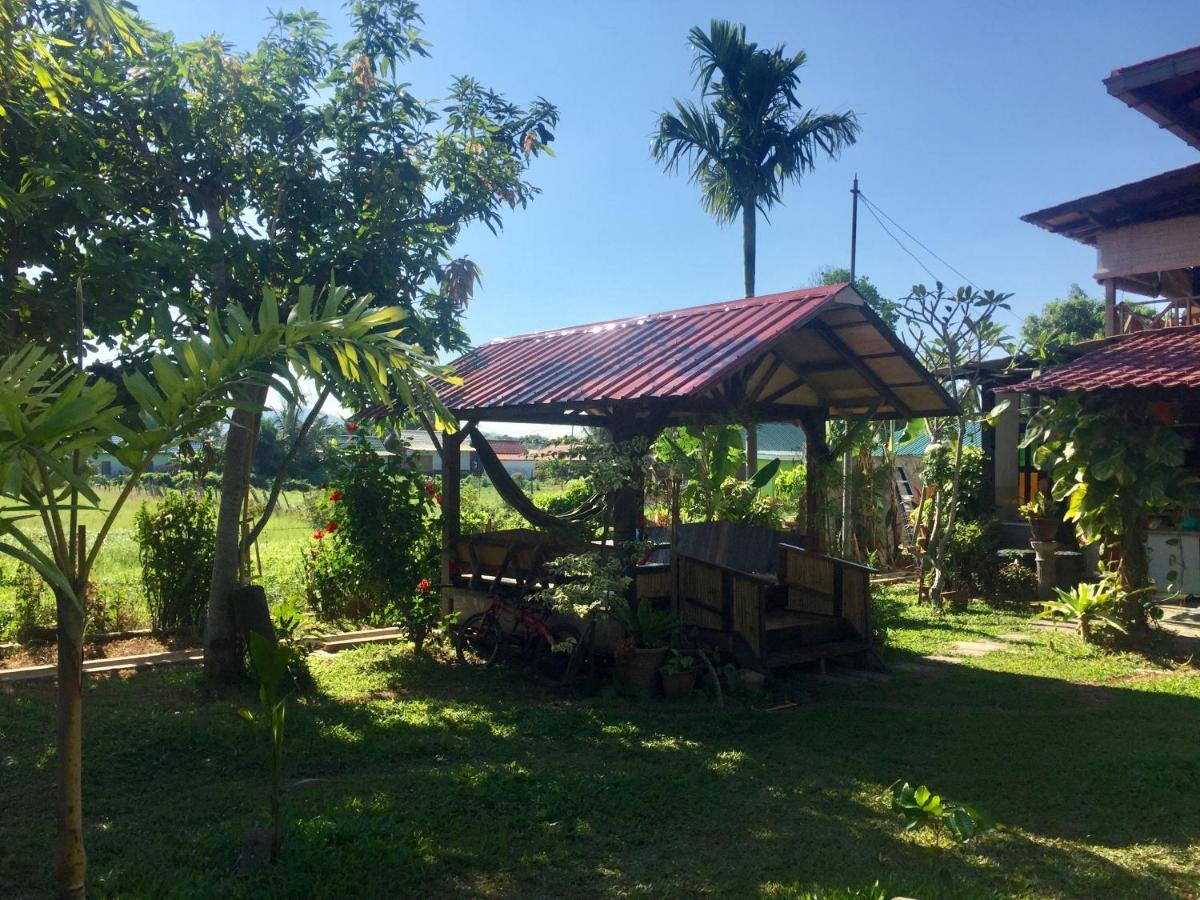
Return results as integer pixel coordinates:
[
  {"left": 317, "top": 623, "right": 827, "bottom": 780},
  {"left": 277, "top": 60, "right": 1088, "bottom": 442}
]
[{"left": 404, "top": 282, "right": 957, "bottom": 670}]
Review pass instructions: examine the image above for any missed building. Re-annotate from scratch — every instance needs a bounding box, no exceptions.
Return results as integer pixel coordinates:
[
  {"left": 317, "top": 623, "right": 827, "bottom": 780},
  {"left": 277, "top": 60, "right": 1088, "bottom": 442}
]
[
  {"left": 1013, "top": 45, "right": 1200, "bottom": 592},
  {"left": 345, "top": 429, "right": 531, "bottom": 479}
]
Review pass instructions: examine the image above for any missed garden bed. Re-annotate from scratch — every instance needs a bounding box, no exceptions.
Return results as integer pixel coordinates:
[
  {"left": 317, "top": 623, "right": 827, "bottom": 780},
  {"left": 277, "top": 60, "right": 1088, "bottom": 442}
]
[{"left": 0, "top": 632, "right": 199, "bottom": 670}]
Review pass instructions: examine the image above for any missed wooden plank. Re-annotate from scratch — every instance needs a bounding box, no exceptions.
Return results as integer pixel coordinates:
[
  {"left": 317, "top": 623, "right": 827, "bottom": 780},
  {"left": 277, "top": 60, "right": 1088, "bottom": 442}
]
[{"left": 811, "top": 321, "right": 914, "bottom": 418}]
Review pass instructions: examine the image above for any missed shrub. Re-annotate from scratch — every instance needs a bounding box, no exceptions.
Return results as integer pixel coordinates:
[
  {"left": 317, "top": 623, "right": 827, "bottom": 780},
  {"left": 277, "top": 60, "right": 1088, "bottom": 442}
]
[
  {"left": 994, "top": 560, "right": 1038, "bottom": 606},
  {"left": 85, "top": 582, "right": 144, "bottom": 637},
  {"left": 0, "top": 563, "right": 53, "bottom": 642},
  {"left": 712, "top": 476, "right": 785, "bottom": 528},
  {"left": 922, "top": 443, "right": 989, "bottom": 523},
  {"left": 869, "top": 585, "right": 907, "bottom": 645},
  {"left": 459, "top": 482, "right": 525, "bottom": 534},
  {"left": 303, "top": 434, "right": 440, "bottom": 644},
  {"left": 539, "top": 478, "right": 592, "bottom": 517},
  {"left": 134, "top": 489, "right": 217, "bottom": 631},
  {"left": 943, "top": 519, "right": 1000, "bottom": 598}
]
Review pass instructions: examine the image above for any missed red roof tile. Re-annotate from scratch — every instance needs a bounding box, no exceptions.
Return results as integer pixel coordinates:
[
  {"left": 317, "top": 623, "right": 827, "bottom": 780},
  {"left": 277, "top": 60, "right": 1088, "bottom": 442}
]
[
  {"left": 438, "top": 284, "right": 845, "bottom": 414},
  {"left": 1003, "top": 325, "right": 1200, "bottom": 394},
  {"left": 485, "top": 439, "right": 528, "bottom": 457}
]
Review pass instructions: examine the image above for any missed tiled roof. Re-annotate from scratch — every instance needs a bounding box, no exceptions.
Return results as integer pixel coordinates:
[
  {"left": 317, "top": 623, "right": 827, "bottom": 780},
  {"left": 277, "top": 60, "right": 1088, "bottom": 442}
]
[
  {"left": 1003, "top": 325, "right": 1200, "bottom": 395},
  {"left": 486, "top": 439, "right": 528, "bottom": 457}
]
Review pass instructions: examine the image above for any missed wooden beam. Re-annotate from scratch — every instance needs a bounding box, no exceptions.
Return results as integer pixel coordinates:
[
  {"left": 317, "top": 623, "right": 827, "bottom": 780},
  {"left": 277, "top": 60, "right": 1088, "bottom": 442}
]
[
  {"left": 439, "top": 427, "right": 464, "bottom": 616},
  {"left": 810, "top": 321, "right": 915, "bottom": 419},
  {"left": 799, "top": 409, "right": 829, "bottom": 553},
  {"left": 1104, "top": 279, "right": 1117, "bottom": 337},
  {"left": 747, "top": 353, "right": 784, "bottom": 401}
]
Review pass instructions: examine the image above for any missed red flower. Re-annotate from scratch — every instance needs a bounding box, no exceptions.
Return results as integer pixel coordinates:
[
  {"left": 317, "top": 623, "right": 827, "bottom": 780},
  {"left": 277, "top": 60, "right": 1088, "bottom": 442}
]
[
  {"left": 417, "top": 578, "right": 431, "bottom": 591},
  {"left": 312, "top": 529, "right": 326, "bottom": 540},
  {"left": 435, "top": 495, "right": 443, "bottom": 507},
  {"left": 329, "top": 490, "right": 343, "bottom": 502},
  {"left": 345, "top": 421, "right": 358, "bottom": 432},
  {"left": 425, "top": 482, "right": 437, "bottom": 496},
  {"left": 325, "top": 521, "right": 337, "bottom": 534}
]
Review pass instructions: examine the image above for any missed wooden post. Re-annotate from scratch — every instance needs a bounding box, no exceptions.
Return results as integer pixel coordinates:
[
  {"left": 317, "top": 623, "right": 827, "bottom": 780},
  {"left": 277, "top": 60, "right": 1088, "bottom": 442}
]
[
  {"left": 801, "top": 410, "right": 829, "bottom": 553},
  {"left": 1104, "top": 280, "right": 1117, "bottom": 337},
  {"left": 609, "top": 416, "right": 658, "bottom": 601},
  {"left": 439, "top": 428, "right": 463, "bottom": 617},
  {"left": 746, "top": 424, "right": 758, "bottom": 477}
]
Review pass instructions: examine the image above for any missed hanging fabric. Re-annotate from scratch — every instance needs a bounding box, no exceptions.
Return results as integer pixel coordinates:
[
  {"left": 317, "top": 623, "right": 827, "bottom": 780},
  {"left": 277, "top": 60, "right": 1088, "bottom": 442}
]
[{"left": 464, "top": 425, "right": 604, "bottom": 531}]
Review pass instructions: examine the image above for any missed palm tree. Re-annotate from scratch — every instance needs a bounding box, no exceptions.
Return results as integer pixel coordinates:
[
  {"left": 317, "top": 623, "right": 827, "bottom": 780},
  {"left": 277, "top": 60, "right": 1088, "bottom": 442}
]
[{"left": 652, "top": 20, "right": 861, "bottom": 298}]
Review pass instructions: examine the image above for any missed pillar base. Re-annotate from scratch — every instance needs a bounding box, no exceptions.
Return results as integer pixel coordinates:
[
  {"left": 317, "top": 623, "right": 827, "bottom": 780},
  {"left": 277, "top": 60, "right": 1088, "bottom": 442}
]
[{"left": 1031, "top": 540, "right": 1059, "bottom": 602}]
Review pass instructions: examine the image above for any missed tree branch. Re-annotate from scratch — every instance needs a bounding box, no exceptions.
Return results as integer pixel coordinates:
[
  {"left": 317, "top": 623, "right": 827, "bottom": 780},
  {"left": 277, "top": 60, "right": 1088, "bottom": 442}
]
[{"left": 240, "top": 385, "right": 333, "bottom": 555}]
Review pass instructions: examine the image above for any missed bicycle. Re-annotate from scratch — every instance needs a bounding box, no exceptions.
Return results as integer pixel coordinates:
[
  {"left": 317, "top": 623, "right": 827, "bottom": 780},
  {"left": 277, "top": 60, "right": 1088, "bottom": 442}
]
[{"left": 455, "top": 591, "right": 581, "bottom": 684}]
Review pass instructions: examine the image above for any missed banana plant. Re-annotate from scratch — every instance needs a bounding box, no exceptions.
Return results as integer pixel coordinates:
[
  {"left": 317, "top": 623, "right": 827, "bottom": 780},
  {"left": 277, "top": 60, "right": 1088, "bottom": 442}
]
[
  {"left": 654, "top": 425, "right": 780, "bottom": 521},
  {"left": 0, "top": 284, "right": 447, "bottom": 899}
]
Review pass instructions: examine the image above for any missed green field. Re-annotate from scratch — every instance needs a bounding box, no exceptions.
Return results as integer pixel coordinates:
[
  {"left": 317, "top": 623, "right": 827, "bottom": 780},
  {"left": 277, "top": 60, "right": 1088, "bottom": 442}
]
[
  {"left": 2, "top": 588, "right": 1198, "bottom": 898},
  {"left": 0, "top": 487, "right": 315, "bottom": 638}
]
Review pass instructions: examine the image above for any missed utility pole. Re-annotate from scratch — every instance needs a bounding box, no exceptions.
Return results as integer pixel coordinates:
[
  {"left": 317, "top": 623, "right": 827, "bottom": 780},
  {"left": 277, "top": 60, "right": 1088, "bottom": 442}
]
[{"left": 841, "top": 176, "right": 860, "bottom": 558}]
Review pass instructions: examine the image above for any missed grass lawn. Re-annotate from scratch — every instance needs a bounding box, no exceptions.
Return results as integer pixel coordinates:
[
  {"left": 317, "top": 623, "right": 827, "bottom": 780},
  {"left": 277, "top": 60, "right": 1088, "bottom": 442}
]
[
  {"left": 0, "top": 487, "right": 314, "bottom": 637},
  {"left": 2, "top": 590, "right": 1199, "bottom": 898}
]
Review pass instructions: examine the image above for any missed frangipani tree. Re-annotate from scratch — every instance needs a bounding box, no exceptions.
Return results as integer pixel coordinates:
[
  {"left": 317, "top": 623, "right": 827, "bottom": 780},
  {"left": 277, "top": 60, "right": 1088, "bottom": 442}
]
[
  {"left": 0, "top": 285, "right": 445, "bottom": 899},
  {"left": 898, "top": 283, "right": 1013, "bottom": 605}
]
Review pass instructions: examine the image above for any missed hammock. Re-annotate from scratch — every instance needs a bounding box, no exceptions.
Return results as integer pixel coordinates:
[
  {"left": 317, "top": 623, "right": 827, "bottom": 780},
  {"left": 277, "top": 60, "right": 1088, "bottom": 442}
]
[{"left": 465, "top": 425, "right": 604, "bottom": 531}]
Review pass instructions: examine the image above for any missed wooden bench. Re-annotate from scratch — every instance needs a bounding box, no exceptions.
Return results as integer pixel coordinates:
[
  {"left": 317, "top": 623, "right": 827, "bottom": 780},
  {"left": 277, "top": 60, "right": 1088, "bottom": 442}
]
[{"left": 451, "top": 528, "right": 592, "bottom": 594}]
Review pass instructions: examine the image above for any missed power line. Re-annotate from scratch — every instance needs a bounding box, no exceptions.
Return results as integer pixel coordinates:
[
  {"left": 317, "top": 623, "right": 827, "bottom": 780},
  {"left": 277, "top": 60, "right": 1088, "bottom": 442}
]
[
  {"left": 859, "top": 198, "right": 942, "bottom": 285},
  {"left": 858, "top": 191, "right": 980, "bottom": 290}
]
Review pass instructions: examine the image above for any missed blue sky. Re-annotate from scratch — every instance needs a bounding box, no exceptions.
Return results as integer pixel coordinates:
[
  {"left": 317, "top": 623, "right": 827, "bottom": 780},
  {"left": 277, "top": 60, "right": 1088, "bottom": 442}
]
[{"left": 139, "top": 0, "right": 1197, "bottom": 431}]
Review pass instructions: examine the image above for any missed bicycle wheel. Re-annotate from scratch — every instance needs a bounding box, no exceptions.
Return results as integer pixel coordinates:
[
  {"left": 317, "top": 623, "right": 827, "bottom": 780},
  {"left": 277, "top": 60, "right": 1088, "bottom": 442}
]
[
  {"left": 530, "top": 623, "right": 582, "bottom": 684},
  {"left": 456, "top": 612, "right": 503, "bottom": 667}
]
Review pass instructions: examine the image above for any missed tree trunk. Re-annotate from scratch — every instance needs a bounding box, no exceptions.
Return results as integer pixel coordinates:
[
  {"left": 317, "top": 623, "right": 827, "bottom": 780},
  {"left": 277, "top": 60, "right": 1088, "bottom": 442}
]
[
  {"left": 54, "top": 584, "right": 86, "bottom": 900},
  {"left": 204, "top": 385, "right": 266, "bottom": 683},
  {"left": 1119, "top": 511, "right": 1150, "bottom": 630},
  {"left": 742, "top": 199, "right": 756, "bottom": 297}
]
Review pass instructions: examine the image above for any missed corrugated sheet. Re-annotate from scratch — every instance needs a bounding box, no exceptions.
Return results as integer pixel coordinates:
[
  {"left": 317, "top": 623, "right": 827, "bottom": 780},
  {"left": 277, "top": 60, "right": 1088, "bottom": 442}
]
[
  {"left": 1005, "top": 324, "right": 1200, "bottom": 394},
  {"left": 890, "top": 420, "right": 981, "bottom": 455},
  {"left": 751, "top": 421, "right": 981, "bottom": 459},
  {"left": 439, "top": 285, "right": 843, "bottom": 412}
]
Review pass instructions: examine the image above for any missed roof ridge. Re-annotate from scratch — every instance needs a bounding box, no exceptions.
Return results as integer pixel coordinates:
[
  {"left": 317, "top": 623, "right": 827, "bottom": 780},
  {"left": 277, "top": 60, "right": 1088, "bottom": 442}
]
[{"left": 483, "top": 283, "right": 848, "bottom": 346}]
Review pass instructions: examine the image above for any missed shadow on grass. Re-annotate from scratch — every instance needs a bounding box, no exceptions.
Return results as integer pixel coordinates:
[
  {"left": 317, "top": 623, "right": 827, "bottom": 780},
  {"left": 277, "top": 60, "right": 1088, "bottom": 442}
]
[{"left": 1, "top": 641, "right": 1198, "bottom": 899}]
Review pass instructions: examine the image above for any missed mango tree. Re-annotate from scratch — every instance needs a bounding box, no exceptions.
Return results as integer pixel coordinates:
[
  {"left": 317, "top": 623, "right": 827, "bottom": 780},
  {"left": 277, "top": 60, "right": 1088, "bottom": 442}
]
[
  {"left": 0, "top": 1, "right": 559, "bottom": 683},
  {"left": 0, "top": 286, "right": 442, "bottom": 899}
]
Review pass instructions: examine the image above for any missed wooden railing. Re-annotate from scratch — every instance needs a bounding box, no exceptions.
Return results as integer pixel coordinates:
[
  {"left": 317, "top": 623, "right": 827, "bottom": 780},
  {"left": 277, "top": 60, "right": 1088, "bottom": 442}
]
[
  {"left": 778, "top": 544, "right": 873, "bottom": 640},
  {"left": 674, "top": 554, "right": 768, "bottom": 659}
]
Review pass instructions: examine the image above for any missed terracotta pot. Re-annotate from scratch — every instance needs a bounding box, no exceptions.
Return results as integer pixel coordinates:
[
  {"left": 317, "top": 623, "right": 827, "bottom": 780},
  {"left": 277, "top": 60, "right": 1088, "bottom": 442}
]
[
  {"left": 661, "top": 666, "right": 699, "bottom": 699},
  {"left": 1029, "top": 516, "right": 1058, "bottom": 542},
  {"left": 615, "top": 646, "right": 669, "bottom": 696}
]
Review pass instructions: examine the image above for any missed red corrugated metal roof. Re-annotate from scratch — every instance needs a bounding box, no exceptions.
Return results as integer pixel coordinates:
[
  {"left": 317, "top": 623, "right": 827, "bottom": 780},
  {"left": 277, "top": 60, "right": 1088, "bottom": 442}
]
[
  {"left": 1004, "top": 325, "right": 1200, "bottom": 394},
  {"left": 439, "top": 284, "right": 846, "bottom": 413}
]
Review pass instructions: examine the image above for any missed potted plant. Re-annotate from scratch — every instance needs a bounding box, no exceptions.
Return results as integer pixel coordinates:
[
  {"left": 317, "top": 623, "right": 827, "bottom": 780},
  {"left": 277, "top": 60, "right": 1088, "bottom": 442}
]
[
  {"left": 611, "top": 598, "right": 674, "bottom": 695},
  {"left": 660, "top": 649, "right": 699, "bottom": 699},
  {"left": 1019, "top": 493, "right": 1057, "bottom": 542}
]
